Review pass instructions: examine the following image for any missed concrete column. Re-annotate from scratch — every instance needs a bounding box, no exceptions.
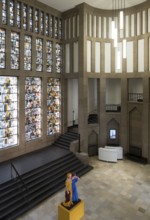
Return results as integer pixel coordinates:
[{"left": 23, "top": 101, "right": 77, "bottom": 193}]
[
  {"left": 134, "top": 39, "right": 138, "bottom": 73},
  {"left": 120, "top": 78, "right": 128, "bottom": 153},
  {"left": 144, "top": 36, "right": 149, "bottom": 72},
  {"left": 99, "top": 78, "right": 107, "bottom": 147},
  {"left": 78, "top": 77, "right": 88, "bottom": 152},
  {"left": 142, "top": 77, "right": 149, "bottom": 159},
  {"left": 62, "top": 79, "right": 68, "bottom": 133},
  {"left": 19, "top": 76, "right": 25, "bottom": 146},
  {"left": 91, "top": 40, "right": 95, "bottom": 73},
  {"left": 78, "top": 4, "right": 88, "bottom": 152},
  {"left": 42, "top": 77, "right": 48, "bottom": 141}
]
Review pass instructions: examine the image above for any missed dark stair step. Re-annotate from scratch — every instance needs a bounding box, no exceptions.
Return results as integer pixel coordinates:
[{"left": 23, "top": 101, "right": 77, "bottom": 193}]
[
  {"left": 55, "top": 140, "right": 70, "bottom": 147},
  {"left": 0, "top": 156, "right": 78, "bottom": 200},
  {"left": 1, "top": 179, "right": 66, "bottom": 220},
  {"left": 0, "top": 155, "right": 83, "bottom": 201},
  {"left": 55, "top": 139, "right": 71, "bottom": 145},
  {"left": 64, "top": 131, "right": 79, "bottom": 137},
  {"left": 77, "top": 164, "right": 93, "bottom": 177},
  {"left": 0, "top": 162, "right": 84, "bottom": 215},
  {"left": 0, "top": 134, "right": 92, "bottom": 220},
  {"left": 54, "top": 132, "right": 79, "bottom": 150},
  {"left": 22, "top": 152, "right": 74, "bottom": 177},
  {"left": 54, "top": 143, "right": 70, "bottom": 150},
  {"left": 63, "top": 133, "right": 79, "bottom": 139},
  {"left": 58, "top": 135, "right": 78, "bottom": 142},
  {"left": 0, "top": 152, "right": 73, "bottom": 191},
  {"left": 2, "top": 183, "right": 64, "bottom": 220},
  {"left": 22, "top": 155, "right": 76, "bottom": 181},
  {"left": 0, "top": 163, "right": 92, "bottom": 220}
]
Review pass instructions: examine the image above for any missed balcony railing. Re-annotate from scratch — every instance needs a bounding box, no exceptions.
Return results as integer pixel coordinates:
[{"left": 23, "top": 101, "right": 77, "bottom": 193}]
[
  {"left": 106, "top": 105, "right": 121, "bottom": 112},
  {"left": 88, "top": 114, "right": 98, "bottom": 124},
  {"left": 128, "top": 93, "right": 143, "bottom": 102}
]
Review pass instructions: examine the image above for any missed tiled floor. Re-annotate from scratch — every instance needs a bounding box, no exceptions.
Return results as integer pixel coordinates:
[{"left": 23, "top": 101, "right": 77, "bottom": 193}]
[{"left": 17, "top": 157, "right": 150, "bottom": 220}]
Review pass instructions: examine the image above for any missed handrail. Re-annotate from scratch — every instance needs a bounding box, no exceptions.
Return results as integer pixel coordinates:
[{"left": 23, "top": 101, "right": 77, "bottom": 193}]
[
  {"left": 11, "top": 162, "right": 28, "bottom": 194},
  {"left": 78, "top": 133, "right": 81, "bottom": 153}
]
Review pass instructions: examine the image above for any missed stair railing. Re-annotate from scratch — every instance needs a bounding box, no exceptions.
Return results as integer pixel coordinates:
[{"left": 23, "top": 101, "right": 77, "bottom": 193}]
[
  {"left": 78, "top": 133, "right": 81, "bottom": 153},
  {"left": 11, "top": 162, "right": 29, "bottom": 198}
]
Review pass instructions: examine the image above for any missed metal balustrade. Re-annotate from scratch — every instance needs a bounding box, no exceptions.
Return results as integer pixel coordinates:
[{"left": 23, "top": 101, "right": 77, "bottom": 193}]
[
  {"left": 128, "top": 93, "right": 143, "bottom": 102},
  {"left": 106, "top": 105, "right": 121, "bottom": 112}
]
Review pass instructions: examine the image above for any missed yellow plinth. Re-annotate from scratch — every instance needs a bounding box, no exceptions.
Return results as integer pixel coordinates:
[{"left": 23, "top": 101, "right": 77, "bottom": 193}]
[{"left": 58, "top": 200, "right": 84, "bottom": 220}]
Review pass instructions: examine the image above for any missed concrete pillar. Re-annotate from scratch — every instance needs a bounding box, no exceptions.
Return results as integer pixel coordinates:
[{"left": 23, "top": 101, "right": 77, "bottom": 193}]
[{"left": 120, "top": 78, "right": 128, "bottom": 153}]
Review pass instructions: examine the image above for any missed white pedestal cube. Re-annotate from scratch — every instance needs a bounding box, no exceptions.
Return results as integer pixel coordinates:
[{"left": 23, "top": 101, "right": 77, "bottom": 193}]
[
  {"left": 98, "top": 147, "right": 117, "bottom": 162},
  {"left": 105, "top": 146, "right": 123, "bottom": 159}
]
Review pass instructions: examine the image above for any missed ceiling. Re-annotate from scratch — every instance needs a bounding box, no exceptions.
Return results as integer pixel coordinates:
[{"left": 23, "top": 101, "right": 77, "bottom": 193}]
[{"left": 38, "top": 0, "right": 147, "bottom": 12}]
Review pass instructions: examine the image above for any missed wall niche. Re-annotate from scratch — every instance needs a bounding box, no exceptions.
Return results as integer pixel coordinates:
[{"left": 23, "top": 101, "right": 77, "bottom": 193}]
[{"left": 107, "top": 119, "right": 119, "bottom": 146}]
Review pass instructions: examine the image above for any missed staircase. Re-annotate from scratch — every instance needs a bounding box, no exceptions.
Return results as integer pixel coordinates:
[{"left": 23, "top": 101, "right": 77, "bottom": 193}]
[
  {"left": 0, "top": 133, "right": 93, "bottom": 220},
  {"left": 54, "top": 131, "right": 80, "bottom": 150}
]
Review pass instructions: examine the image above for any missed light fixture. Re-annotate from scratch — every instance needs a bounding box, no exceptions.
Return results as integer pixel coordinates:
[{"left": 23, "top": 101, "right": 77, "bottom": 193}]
[
  {"left": 111, "top": 20, "right": 115, "bottom": 39},
  {"left": 123, "top": 39, "right": 127, "bottom": 58},
  {"left": 114, "top": 27, "right": 118, "bottom": 48},
  {"left": 119, "top": 10, "right": 124, "bottom": 29},
  {"left": 111, "top": 0, "right": 126, "bottom": 65},
  {"left": 117, "top": 49, "right": 121, "bottom": 70}
]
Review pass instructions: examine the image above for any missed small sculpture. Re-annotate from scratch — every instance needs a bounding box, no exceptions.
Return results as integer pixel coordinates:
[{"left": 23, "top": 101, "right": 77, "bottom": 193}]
[
  {"left": 63, "top": 172, "right": 73, "bottom": 207},
  {"left": 72, "top": 173, "right": 79, "bottom": 203},
  {"left": 63, "top": 172, "right": 80, "bottom": 208}
]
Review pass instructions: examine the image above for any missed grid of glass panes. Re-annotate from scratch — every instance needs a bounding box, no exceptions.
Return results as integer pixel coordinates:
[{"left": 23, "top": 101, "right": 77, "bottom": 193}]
[
  {"left": 46, "top": 14, "right": 49, "bottom": 36},
  {"left": 2, "top": 0, "right": 7, "bottom": 24},
  {"left": 55, "top": 17, "right": 58, "bottom": 39},
  {"left": 29, "top": 7, "right": 33, "bottom": 32},
  {"left": 1, "top": 3, "right": 62, "bottom": 40},
  {"left": 25, "top": 77, "right": 41, "bottom": 141},
  {"left": 46, "top": 41, "right": 53, "bottom": 72},
  {"left": 0, "top": 76, "right": 18, "bottom": 149},
  {"left": 36, "top": 38, "right": 43, "bottom": 71},
  {"left": 47, "top": 78, "right": 61, "bottom": 135},
  {"left": 40, "top": 11, "right": 44, "bottom": 35},
  {"left": 35, "top": 9, "right": 39, "bottom": 33},
  {"left": 50, "top": 15, "right": 53, "bottom": 37},
  {"left": 10, "top": 0, "right": 14, "bottom": 26},
  {"left": 0, "top": 29, "right": 6, "bottom": 68},
  {"left": 11, "top": 32, "right": 20, "bottom": 69},
  {"left": 24, "top": 35, "right": 32, "bottom": 71},
  {"left": 56, "top": 43, "right": 62, "bottom": 73},
  {"left": 16, "top": 2, "right": 21, "bottom": 28},
  {"left": 23, "top": 4, "right": 27, "bottom": 30},
  {"left": 59, "top": 19, "right": 62, "bottom": 39}
]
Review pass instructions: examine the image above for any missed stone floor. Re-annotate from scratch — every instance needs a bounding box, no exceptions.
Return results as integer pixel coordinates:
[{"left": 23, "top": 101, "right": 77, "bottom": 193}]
[{"left": 17, "top": 157, "right": 150, "bottom": 220}]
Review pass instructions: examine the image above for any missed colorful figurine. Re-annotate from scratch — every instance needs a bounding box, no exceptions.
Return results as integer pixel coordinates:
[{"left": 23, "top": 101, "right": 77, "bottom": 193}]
[
  {"left": 63, "top": 172, "right": 80, "bottom": 207},
  {"left": 72, "top": 173, "right": 79, "bottom": 203},
  {"left": 63, "top": 173, "right": 73, "bottom": 207}
]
